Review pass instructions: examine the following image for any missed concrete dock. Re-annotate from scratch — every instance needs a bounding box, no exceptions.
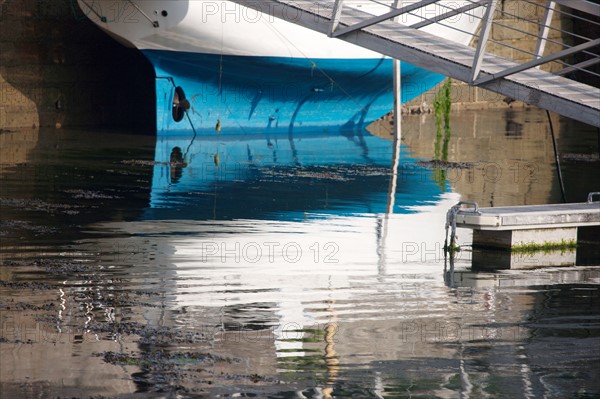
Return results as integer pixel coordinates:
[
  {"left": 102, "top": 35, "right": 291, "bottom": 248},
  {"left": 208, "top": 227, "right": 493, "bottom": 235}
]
[{"left": 450, "top": 194, "right": 600, "bottom": 269}]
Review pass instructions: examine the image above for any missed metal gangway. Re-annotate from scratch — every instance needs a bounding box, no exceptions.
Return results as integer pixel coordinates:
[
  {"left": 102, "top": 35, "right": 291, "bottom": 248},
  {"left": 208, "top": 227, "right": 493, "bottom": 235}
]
[{"left": 233, "top": 0, "right": 600, "bottom": 127}]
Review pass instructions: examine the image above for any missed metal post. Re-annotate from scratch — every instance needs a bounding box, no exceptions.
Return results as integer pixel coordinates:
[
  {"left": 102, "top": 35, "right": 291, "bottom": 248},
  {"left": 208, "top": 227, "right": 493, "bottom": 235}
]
[
  {"left": 470, "top": 0, "right": 498, "bottom": 83},
  {"left": 329, "top": 0, "right": 345, "bottom": 37},
  {"left": 534, "top": 0, "right": 556, "bottom": 67},
  {"left": 386, "top": 0, "right": 402, "bottom": 215},
  {"left": 393, "top": 59, "right": 402, "bottom": 145},
  {"left": 386, "top": 60, "right": 402, "bottom": 215}
]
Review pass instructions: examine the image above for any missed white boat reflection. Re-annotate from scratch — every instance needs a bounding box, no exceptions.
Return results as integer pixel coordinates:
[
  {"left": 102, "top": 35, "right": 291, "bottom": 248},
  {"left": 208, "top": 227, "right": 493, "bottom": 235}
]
[
  {"left": 95, "top": 130, "right": 465, "bottom": 359},
  {"left": 105, "top": 191, "right": 456, "bottom": 352}
]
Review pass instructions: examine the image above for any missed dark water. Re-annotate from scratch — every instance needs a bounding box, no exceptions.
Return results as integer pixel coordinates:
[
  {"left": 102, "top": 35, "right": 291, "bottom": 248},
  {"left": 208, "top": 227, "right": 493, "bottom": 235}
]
[{"left": 1, "top": 109, "right": 599, "bottom": 398}]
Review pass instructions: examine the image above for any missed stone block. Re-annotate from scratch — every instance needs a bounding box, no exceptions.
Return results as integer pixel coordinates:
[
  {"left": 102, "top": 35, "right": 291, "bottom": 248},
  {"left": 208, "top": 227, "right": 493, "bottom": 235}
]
[
  {"left": 471, "top": 227, "right": 578, "bottom": 269},
  {"left": 547, "top": 22, "right": 566, "bottom": 40},
  {"left": 492, "top": 20, "right": 538, "bottom": 41},
  {"left": 37, "top": 0, "right": 72, "bottom": 19},
  {"left": 472, "top": 248, "right": 576, "bottom": 270},
  {"left": 501, "top": 0, "right": 543, "bottom": 22},
  {"left": 450, "top": 83, "right": 477, "bottom": 104},
  {"left": 542, "top": 40, "right": 567, "bottom": 57},
  {"left": 0, "top": 105, "right": 39, "bottom": 129},
  {"left": 544, "top": 61, "right": 564, "bottom": 73},
  {"left": 0, "top": 20, "right": 24, "bottom": 42},
  {"left": 510, "top": 49, "right": 534, "bottom": 63},
  {"left": 476, "top": 87, "right": 506, "bottom": 105},
  {"left": 4, "top": 65, "right": 41, "bottom": 84},
  {"left": 1, "top": 0, "right": 36, "bottom": 19},
  {"left": 486, "top": 42, "right": 514, "bottom": 60}
]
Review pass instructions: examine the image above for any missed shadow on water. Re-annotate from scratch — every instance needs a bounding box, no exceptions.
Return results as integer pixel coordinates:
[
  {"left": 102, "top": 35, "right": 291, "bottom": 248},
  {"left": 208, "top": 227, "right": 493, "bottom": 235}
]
[
  {"left": 0, "top": 128, "right": 155, "bottom": 247},
  {"left": 0, "top": 108, "right": 599, "bottom": 398}
]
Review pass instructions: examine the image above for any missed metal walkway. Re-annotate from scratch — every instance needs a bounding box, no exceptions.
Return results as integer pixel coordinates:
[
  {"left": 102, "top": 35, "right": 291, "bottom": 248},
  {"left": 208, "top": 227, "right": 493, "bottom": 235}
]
[{"left": 233, "top": 0, "right": 600, "bottom": 127}]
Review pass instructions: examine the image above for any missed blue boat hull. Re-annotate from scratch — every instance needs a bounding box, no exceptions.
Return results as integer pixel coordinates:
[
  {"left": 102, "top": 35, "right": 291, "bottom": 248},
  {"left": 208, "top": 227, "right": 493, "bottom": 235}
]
[{"left": 143, "top": 50, "right": 445, "bottom": 135}]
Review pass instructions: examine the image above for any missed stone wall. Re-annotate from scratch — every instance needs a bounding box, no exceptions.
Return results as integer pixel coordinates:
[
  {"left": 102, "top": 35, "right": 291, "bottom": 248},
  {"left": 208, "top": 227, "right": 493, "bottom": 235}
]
[{"left": 0, "top": 0, "right": 154, "bottom": 131}]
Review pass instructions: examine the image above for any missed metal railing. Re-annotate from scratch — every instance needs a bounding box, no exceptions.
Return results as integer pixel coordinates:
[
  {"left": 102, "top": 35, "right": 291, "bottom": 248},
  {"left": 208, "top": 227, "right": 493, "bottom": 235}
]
[{"left": 329, "top": 0, "right": 600, "bottom": 86}]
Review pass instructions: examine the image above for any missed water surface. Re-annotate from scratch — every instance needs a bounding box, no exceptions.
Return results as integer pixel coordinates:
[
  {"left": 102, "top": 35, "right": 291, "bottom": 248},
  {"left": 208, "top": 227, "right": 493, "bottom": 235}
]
[{"left": 1, "top": 109, "right": 599, "bottom": 398}]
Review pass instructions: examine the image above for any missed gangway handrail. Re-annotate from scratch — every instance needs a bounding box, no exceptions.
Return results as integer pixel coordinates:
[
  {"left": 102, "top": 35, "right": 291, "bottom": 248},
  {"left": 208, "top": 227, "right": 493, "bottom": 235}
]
[
  {"left": 396, "top": 0, "right": 600, "bottom": 79},
  {"left": 547, "top": 0, "right": 600, "bottom": 16},
  {"left": 336, "top": 0, "right": 600, "bottom": 82},
  {"left": 409, "top": 0, "right": 487, "bottom": 29},
  {"left": 474, "top": 39, "right": 600, "bottom": 85},
  {"left": 231, "top": 0, "right": 600, "bottom": 127},
  {"left": 330, "top": 0, "right": 440, "bottom": 38}
]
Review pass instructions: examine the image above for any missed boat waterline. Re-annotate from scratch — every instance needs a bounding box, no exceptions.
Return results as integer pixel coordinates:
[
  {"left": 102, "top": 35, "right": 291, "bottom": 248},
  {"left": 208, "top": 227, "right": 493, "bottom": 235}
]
[{"left": 147, "top": 51, "right": 445, "bottom": 134}]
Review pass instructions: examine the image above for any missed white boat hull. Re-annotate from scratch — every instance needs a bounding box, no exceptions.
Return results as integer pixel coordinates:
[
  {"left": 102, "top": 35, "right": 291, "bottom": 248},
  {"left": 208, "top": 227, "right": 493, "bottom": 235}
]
[{"left": 76, "top": 0, "right": 484, "bottom": 134}]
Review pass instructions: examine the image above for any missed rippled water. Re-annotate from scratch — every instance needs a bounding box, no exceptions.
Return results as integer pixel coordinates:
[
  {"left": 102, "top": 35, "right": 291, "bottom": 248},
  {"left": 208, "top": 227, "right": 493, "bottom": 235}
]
[{"left": 1, "top": 109, "right": 599, "bottom": 398}]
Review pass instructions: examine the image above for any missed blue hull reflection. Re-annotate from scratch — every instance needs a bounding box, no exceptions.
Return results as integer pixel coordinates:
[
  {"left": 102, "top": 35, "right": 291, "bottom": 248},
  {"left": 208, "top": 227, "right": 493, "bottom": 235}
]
[{"left": 146, "top": 130, "right": 446, "bottom": 220}]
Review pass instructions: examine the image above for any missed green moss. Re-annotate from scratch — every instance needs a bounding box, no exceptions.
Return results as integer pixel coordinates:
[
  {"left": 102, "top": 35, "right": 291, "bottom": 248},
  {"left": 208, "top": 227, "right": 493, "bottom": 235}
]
[
  {"left": 433, "top": 79, "right": 453, "bottom": 188},
  {"left": 276, "top": 348, "right": 321, "bottom": 353},
  {"left": 512, "top": 239, "right": 577, "bottom": 253},
  {"left": 444, "top": 242, "right": 461, "bottom": 254}
]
